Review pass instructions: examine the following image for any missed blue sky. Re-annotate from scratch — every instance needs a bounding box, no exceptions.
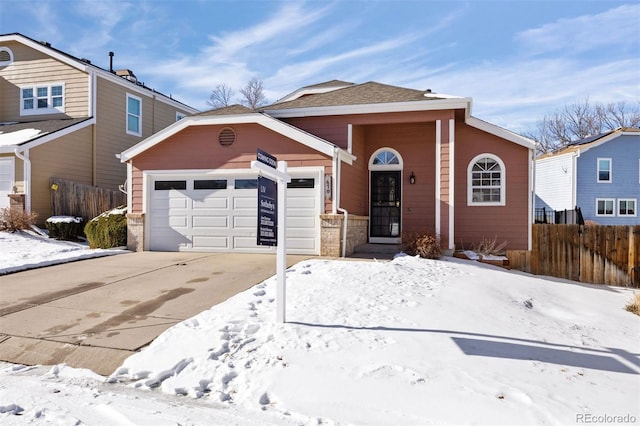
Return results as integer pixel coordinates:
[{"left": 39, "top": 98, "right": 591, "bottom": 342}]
[{"left": 1, "top": 0, "right": 639, "bottom": 133}]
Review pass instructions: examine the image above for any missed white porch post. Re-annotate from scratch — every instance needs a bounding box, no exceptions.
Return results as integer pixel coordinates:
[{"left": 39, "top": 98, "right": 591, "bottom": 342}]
[{"left": 435, "top": 120, "right": 441, "bottom": 237}]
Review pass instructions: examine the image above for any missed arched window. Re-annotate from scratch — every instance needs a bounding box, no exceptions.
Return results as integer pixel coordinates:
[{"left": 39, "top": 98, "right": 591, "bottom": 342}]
[
  {"left": 468, "top": 154, "right": 506, "bottom": 206},
  {"left": 369, "top": 148, "right": 403, "bottom": 170},
  {"left": 0, "top": 47, "right": 14, "bottom": 67}
]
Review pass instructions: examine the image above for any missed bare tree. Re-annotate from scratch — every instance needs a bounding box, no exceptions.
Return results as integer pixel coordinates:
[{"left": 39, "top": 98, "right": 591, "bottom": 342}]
[
  {"left": 207, "top": 83, "right": 235, "bottom": 109},
  {"left": 239, "top": 78, "right": 267, "bottom": 109},
  {"left": 527, "top": 98, "right": 640, "bottom": 154}
]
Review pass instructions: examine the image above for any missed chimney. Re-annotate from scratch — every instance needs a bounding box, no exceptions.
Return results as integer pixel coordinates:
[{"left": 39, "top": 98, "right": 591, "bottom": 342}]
[{"left": 108, "top": 51, "right": 114, "bottom": 73}]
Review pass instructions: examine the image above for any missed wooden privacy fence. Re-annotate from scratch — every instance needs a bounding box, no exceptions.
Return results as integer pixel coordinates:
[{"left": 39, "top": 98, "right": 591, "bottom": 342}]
[
  {"left": 508, "top": 224, "right": 640, "bottom": 287},
  {"left": 50, "top": 177, "right": 126, "bottom": 222}
]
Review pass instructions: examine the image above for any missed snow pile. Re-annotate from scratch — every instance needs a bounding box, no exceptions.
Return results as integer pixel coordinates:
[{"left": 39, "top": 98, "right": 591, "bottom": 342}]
[
  {"left": 0, "top": 128, "right": 46, "bottom": 146},
  {"left": 45, "top": 216, "right": 83, "bottom": 224},
  {"left": 0, "top": 230, "right": 127, "bottom": 275}
]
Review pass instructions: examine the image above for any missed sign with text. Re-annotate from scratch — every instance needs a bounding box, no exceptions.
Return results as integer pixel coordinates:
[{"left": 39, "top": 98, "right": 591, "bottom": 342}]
[
  {"left": 256, "top": 149, "right": 277, "bottom": 169},
  {"left": 257, "top": 175, "right": 277, "bottom": 246}
]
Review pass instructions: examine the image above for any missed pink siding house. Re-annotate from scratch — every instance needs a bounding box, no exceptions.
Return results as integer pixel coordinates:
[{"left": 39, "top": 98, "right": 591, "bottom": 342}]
[{"left": 120, "top": 81, "right": 535, "bottom": 256}]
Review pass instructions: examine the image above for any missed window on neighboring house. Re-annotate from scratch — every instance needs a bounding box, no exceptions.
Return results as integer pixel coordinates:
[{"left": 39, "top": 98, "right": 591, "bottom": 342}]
[
  {"left": 618, "top": 199, "right": 636, "bottom": 217},
  {"left": 126, "top": 93, "right": 142, "bottom": 136},
  {"left": 468, "top": 154, "right": 506, "bottom": 205},
  {"left": 20, "top": 83, "right": 64, "bottom": 116},
  {"left": 176, "top": 112, "right": 186, "bottom": 121},
  {"left": 596, "top": 199, "right": 615, "bottom": 216},
  {"left": 0, "top": 46, "right": 14, "bottom": 66},
  {"left": 597, "top": 158, "right": 611, "bottom": 182}
]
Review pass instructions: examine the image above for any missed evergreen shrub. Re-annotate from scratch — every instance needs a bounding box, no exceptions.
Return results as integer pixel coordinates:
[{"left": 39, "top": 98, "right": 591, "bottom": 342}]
[{"left": 84, "top": 206, "right": 127, "bottom": 249}]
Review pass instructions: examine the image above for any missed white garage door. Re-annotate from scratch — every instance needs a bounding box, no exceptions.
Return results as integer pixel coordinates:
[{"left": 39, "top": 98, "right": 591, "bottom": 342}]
[
  {"left": 148, "top": 172, "right": 320, "bottom": 254},
  {"left": 0, "top": 157, "right": 15, "bottom": 209}
]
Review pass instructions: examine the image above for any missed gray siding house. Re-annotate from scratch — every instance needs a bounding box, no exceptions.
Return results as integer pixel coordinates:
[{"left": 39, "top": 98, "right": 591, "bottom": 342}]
[{"left": 535, "top": 128, "right": 640, "bottom": 225}]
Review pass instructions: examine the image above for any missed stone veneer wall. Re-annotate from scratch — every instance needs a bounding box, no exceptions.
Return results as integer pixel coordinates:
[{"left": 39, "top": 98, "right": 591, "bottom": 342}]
[
  {"left": 126, "top": 213, "right": 145, "bottom": 252},
  {"left": 320, "top": 214, "right": 369, "bottom": 257}
]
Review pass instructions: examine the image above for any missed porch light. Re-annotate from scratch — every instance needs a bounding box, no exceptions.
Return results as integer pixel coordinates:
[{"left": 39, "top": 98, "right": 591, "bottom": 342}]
[{"left": 409, "top": 172, "right": 416, "bottom": 185}]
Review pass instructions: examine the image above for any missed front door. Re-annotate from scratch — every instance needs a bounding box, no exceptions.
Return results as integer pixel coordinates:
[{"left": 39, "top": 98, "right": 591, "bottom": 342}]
[{"left": 370, "top": 170, "right": 401, "bottom": 243}]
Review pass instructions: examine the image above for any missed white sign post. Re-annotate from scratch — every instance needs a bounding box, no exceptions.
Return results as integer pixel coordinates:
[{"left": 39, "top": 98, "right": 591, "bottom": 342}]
[{"left": 251, "top": 155, "right": 291, "bottom": 323}]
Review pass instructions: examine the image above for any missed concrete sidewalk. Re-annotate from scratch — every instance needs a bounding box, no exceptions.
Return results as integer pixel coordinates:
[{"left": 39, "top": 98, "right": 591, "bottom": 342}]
[{"left": 0, "top": 251, "right": 311, "bottom": 375}]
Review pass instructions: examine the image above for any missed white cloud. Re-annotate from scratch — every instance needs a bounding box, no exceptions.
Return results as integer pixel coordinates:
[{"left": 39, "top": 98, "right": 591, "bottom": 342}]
[{"left": 515, "top": 4, "right": 640, "bottom": 56}]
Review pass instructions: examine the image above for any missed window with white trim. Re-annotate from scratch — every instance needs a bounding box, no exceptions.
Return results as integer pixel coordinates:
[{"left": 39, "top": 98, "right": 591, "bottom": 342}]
[
  {"left": 126, "top": 93, "right": 142, "bottom": 136},
  {"left": 597, "top": 158, "right": 611, "bottom": 182},
  {"left": 20, "top": 83, "right": 65, "bottom": 116},
  {"left": 0, "top": 46, "right": 14, "bottom": 66},
  {"left": 618, "top": 199, "right": 636, "bottom": 216},
  {"left": 468, "top": 154, "right": 505, "bottom": 205},
  {"left": 596, "top": 199, "right": 615, "bottom": 216}
]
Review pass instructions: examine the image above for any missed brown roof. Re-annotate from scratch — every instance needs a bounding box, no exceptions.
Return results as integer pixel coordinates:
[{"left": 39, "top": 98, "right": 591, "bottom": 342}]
[
  {"left": 262, "top": 81, "right": 443, "bottom": 110},
  {"left": 298, "top": 80, "right": 355, "bottom": 89},
  {"left": 195, "top": 104, "right": 255, "bottom": 116}
]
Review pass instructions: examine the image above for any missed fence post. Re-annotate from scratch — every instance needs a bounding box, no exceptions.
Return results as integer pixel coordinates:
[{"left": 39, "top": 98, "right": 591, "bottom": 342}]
[{"left": 630, "top": 226, "right": 639, "bottom": 287}]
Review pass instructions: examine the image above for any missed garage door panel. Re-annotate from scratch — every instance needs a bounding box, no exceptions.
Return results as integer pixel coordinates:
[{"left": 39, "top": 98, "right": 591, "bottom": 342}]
[
  {"left": 233, "top": 216, "right": 257, "bottom": 228},
  {"left": 233, "top": 236, "right": 264, "bottom": 250},
  {"left": 192, "top": 215, "right": 228, "bottom": 228},
  {"left": 287, "top": 216, "right": 315, "bottom": 228},
  {"left": 287, "top": 197, "right": 316, "bottom": 209},
  {"left": 192, "top": 236, "right": 229, "bottom": 249},
  {"left": 233, "top": 196, "right": 256, "bottom": 209},
  {"left": 169, "top": 216, "right": 188, "bottom": 228},
  {"left": 286, "top": 237, "right": 316, "bottom": 250},
  {"left": 193, "top": 197, "right": 228, "bottom": 209}
]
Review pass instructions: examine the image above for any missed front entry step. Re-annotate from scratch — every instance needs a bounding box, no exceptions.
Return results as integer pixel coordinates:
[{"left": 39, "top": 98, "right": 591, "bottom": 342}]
[{"left": 351, "top": 243, "right": 402, "bottom": 259}]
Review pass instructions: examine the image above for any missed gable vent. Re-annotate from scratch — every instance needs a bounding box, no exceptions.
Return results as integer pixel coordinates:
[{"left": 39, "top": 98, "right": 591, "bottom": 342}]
[
  {"left": 218, "top": 127, "right": 236, "bottom": 146},
  {"left": 0, "top": 47, "right": 13, "bottom": 66}
]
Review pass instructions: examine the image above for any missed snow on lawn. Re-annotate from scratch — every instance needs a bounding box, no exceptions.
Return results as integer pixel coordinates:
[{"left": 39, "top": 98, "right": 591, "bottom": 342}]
[
  {"left": 0, "top": 230, "right": 127, "bottom": 275},
  {"left": 0, "top": 231, "right": 638, "bottom": 425}
]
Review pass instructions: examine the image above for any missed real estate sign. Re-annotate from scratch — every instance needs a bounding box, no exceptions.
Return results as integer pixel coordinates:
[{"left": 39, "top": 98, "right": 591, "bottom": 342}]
[{"left": 257, "top": 175, "right": 277, "bottom": 246}]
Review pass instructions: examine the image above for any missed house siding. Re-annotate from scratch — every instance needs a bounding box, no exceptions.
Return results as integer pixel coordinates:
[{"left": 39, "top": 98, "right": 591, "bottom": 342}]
[
  {"left": 576, "top": 134, "right": 640, "bottom": 225},
  {"left": 94, "top": 76, "right": 191, "bottom": 191},
  {"left": 363, "top": 121, "right": 437, "bottom": 236},
  {"left": 454, "top": 122, "right": 530, "bottom": 250},
  {"left": 129, "top": 123, "right": 333, "bottom": 214},
  {"left": 29, "top": 126, "right": 93, "bottom": 221},
  {"left": 535, "top": 153, "right": 574, "bottom": 211},
  {"left": 0, "top": 40, "right": 89, "bottom": 121}
]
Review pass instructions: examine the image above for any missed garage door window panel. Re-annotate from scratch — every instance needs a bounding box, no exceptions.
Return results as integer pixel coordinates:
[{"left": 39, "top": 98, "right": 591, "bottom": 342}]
[
  {"left": 155, "top": 180, "right": 187, "bottom": 190},
  {"left": 235, "top": 179, "right": 258, "bottom": 189},
  {"left": 194, "top": 179, "right": 227, "bottom": 190}
]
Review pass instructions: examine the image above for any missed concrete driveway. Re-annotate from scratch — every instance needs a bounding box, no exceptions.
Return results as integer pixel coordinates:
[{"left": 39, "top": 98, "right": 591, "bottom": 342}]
[{"left": 0, "top": 251, "right": 311, "bottom": 375}]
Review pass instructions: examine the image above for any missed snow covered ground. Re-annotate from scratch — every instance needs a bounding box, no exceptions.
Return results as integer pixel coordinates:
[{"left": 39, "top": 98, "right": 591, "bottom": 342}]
[
  {"left": 0, "top": 230, "right": 638, "bottom": 425},
  {"left": 0, "top": 229, "right": 127, "bottom": 275}
]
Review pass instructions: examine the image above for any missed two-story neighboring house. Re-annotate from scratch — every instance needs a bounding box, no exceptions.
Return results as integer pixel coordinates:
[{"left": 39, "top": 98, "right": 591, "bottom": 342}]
[
  {"left": 536, "top": 127, "right": 640, "bottom": 225},
  {"left": 0, "top": 33, "right": 198, "bottom": 222}
]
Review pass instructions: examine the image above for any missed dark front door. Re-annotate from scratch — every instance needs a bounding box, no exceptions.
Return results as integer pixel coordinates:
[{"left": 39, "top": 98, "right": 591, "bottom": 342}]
[{"left": 370, "top": 171, "right": 401, "bottom": 240}]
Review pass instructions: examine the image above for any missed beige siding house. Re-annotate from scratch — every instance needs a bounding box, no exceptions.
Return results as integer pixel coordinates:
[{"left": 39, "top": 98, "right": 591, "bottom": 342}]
[{"left": 0, "top": 33, "right": 198, "bottom": 222}]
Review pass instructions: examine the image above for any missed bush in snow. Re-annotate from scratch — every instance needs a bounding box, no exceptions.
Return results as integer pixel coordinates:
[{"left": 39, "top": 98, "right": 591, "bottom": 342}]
[
  {"left": 471, "top": 236, "right": 508, "bottom": 257},
  {"left": 45, "top": 216, "right": 84, "bottom": 240},
  {"left": 0, "top": 207, "right": 38, "bottom": 232},
  {"left": 84, "top": 205, "right": 127, "bottom": 249},
  {"left": 626, "top": 293, "right": 640, "bottom": 316},
  {"left": 402, "top": 232, "right": 441, "bottom": 259}
]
